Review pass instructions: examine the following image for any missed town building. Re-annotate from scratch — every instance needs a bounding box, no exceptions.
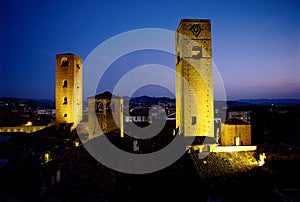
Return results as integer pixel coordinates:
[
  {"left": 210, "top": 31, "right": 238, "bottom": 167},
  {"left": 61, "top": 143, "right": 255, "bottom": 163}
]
[{"left": 220, "top": 118, "right": 252, "bottom": 146}]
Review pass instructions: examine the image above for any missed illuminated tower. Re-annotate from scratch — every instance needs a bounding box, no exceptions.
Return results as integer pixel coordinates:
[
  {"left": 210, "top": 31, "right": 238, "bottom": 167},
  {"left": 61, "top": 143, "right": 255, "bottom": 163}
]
[
  {"left": 176, "top": 19, "right": 214, "bottom": 137},
  {"left": 55, "top": 53, "right": 82, "bottom": 130}
]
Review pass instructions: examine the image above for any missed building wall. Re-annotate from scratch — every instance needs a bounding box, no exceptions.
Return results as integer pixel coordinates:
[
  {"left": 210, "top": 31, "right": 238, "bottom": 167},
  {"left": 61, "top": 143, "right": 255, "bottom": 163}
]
[
  {"left": 176, "top": 19, "right": 214, "bottom": 137},
  {"left": 220, "top": 123, "right": 251, "bottom": 146},
  {"left": 88, "top": 97, "right": 123, "bottom": 139},
  {"left": 55, "top": 53, "right": 82, "bottom": 130}
]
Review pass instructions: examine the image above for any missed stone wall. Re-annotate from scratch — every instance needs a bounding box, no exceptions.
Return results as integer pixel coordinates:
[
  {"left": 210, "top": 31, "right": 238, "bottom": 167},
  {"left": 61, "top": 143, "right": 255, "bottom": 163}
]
[
  {"left": 221, "top": 123, "right": 251, "bottom": 146},
  {"left": 0, "top": 125, "right": 46, "bottom": 133},
  {"left": 176, "top": 19, "right": 214, "bottom": 137}
]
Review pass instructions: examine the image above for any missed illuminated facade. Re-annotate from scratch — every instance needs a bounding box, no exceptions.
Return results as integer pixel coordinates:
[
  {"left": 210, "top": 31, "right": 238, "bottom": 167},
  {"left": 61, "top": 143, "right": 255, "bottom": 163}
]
[
  {"left": 176, "top": 19, "right": 214, "bottom": 137},
  {"left": 55, "top": 53, "right": 82, "bottom": 130},
  {"left": 88, "top": 91, "right": 124, "bottom": 139},
  {"left": 220, "top": 118, "right": 251, "bottom": 146}
]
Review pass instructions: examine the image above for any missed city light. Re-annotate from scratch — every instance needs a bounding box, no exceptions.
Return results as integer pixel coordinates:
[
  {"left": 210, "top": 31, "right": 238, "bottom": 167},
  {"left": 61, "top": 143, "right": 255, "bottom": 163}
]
[
  {"left": 25, "top": 121, "right": 32, "bottom": 126},
  {"left": 259, "top": 153, "right": 266, "bottom": 166}
]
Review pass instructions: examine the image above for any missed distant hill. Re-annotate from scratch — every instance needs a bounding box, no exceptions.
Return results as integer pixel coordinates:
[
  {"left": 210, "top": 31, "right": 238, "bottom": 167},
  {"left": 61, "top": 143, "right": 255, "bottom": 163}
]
[
  {"left": 126, "top": 95, "right": 175, "bottom": 105},
  {"left": 234, "top": 99, "right": 300, "bottom": 106},
  {"left": 4, "top": 96, "right": 298, "bottom": 110},
  {"left": 0, "top": 97, "right": 55, "bottom": 109}
]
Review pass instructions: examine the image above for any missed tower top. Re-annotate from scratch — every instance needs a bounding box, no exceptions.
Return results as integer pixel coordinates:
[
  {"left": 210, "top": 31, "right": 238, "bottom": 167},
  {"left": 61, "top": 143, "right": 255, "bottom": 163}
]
[
  {"left": 177, "top": 19, "right": 211, "bottom": 40},
  {"left": 56, "top": 53, "right": 79, "bottom": 57},
  {"left": 179, "top": 19, "right": 210, "bottom": 22}
]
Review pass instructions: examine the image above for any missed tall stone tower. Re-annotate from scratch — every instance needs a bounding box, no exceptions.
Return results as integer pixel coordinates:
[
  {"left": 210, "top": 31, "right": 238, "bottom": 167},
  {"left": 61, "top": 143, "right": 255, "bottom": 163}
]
[
  {"left": 176, "top": 19, "right": 214, "bottom": 137},
  {"left": 55, "top": 53, "right": 83, "bottom": 130},
  {"left": 87, "top": 91, "right": 124, "bottom": 140}
]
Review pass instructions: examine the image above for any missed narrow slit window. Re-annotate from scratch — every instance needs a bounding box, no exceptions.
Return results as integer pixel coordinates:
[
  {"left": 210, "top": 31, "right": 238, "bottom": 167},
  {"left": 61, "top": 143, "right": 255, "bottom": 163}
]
[{"left": 192, "top": 116, "right": 197, "bottom": 125}]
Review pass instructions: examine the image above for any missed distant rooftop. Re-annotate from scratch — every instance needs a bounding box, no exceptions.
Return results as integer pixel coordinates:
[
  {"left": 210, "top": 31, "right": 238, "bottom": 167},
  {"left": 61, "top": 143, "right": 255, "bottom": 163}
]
[{"left": 225, "top": 118, "right": 249, "bottom": 125}]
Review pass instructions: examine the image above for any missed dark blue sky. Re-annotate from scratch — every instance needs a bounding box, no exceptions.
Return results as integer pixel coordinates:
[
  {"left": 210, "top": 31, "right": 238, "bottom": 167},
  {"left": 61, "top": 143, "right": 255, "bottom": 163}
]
[{"left": 1, "top": 0, "right": 299, "bottom": 100}]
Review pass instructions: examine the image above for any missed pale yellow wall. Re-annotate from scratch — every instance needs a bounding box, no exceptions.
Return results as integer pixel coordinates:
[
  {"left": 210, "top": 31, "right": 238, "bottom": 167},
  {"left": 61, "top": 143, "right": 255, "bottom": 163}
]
[
  {"left": 220, "top": 123, "right": 251, "bottom": 146},
  {"left": 176, "top": 19, "right": 214, "bottom": 137}
]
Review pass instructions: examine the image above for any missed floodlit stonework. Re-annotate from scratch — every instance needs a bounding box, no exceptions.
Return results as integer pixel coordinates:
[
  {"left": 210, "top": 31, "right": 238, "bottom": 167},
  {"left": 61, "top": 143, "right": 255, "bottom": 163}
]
[
  {"left": 176, "top": 19, "right": 214, "bottom": 137},
  {"left": 55, "top": 53, "right": 82, "bottom": 130},
  {"left": 220, "top": 118, "right": 252, "bottom": 146}
]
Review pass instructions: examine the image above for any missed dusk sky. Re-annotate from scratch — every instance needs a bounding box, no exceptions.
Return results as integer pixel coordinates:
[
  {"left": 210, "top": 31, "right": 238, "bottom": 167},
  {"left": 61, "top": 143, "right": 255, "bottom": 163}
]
[{"left": 1, "top": 0, "right": 299, "bottom": 100}]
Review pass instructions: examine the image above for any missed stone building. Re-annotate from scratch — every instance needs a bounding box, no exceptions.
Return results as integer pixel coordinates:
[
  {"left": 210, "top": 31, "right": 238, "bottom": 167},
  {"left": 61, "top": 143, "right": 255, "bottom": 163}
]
[
  {"left": 220, "top": 118, "right": 251, "bottom": 146},
  {"left": 55, "top": 53, "right": 82, "bottom": 130},
  {"left": 88, "top": 91, "right": 123, "bottom": 139},
  {"left": 176, "top": 19, "right": 214, "bottom": 137}
]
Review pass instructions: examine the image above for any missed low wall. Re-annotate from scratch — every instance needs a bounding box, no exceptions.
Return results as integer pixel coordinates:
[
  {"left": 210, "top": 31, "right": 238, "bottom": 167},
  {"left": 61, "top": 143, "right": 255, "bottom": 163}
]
[
  {"left": 0, "top": 126, "right": 46, "bottom": 133},
  {"left": 212, "top": 146, "right": 257, "bottom": 152}
]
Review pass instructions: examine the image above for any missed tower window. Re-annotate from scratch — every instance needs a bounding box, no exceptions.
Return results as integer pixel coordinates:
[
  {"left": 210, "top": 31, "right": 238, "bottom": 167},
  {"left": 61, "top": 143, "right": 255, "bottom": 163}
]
[
  {"left": 64, "top": 113, "right": 67, "bottom": 117},
  {"left": 76, "top": 63, "right": 80, "bottom": 69},
  {"left": 63, "top": 97, "right": 67, "bottom": 105},
  {"left": 96, "top": 102, "right": 103, "bottom": 112},
  {"left": 192, "top": 116, "right": 197, "bottom": 125},
  {"left": 192, "top": 46, "right": 202, "bottom": 59},
  {"left": 63, "top": 80, "right": 67, "bottom": 88},
  {"left": 61, "top": 57, "right": 68, "bottom": 68},
  {"left": 176, "top": 52, "right": 181, "bottom": 65},
  {"left": 106, "top": 102, "right": 111, "bottom": 112}
]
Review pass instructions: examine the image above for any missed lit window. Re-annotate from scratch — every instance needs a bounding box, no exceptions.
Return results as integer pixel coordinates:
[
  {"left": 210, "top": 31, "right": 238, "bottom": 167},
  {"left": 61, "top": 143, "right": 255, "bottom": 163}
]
[
  {"left": 63, "top": 80, "right": 67, "bottom": 88},
  {"left": 192, "top": 46, "right": 202, "bottom": 59},
  {"left": 61, "top": 57, "right": 68, "bottom": 68},
  {"left": 63, "top": 97, "right": 67, "bottom": 105}
]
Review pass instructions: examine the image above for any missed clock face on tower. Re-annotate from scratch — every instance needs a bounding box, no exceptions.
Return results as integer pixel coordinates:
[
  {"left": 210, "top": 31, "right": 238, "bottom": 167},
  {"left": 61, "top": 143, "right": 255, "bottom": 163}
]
[{"left": 190, "top": 24, "right": 202, "bottom": 37}]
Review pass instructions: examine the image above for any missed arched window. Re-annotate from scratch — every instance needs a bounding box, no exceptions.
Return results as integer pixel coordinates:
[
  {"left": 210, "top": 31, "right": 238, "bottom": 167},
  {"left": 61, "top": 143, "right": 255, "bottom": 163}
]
[
  {"left": 96, "top": 102, "right": 103, "bottom": 112},
  {"left": 63, "top": 97, "right": 67, "bottom": 105},
  {"left": 99, "top": 103, "right": 103, "bottom": 112},
  {"left": 106, "top": 102, "right": 111, "bottom": 112},
  {"left": 63, "top": 80, "right": 67, "bottom": 88},
  {"left": 192, "top": 46, "right": 202, "bottom": 59},
  {"left": 61, "top": 57, "right": 68, "bottom": 68}
]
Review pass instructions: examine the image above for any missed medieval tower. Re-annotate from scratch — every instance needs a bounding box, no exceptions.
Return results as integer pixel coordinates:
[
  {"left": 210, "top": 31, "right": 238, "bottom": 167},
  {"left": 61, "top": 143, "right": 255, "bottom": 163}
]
[
  {"left": 176, "top": 19, "right": 214, "bottom": 137},
  {"left": 55, "top": 53, "right": 83, "bottom": 130}
]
